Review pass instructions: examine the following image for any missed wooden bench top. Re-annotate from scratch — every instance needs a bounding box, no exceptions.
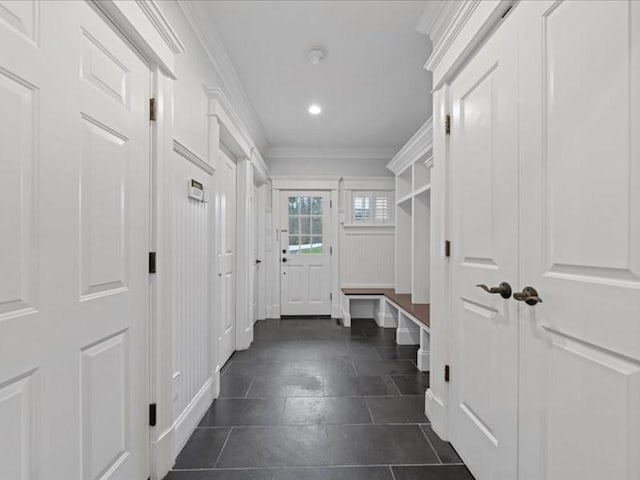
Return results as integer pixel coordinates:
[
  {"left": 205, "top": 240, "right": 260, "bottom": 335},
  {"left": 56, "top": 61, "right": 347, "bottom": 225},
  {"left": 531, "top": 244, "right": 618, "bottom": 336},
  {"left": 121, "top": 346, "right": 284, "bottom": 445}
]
[{"left": 341, "top": 288, "right": 430, "bottom": 328}]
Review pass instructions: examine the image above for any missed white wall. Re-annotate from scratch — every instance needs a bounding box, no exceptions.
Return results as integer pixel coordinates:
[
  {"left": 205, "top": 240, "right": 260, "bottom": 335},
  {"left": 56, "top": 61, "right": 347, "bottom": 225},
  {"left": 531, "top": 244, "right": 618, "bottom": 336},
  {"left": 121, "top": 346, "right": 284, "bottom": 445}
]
[{"left": 151, "top": 2, "right": 267, "bottom": 475}]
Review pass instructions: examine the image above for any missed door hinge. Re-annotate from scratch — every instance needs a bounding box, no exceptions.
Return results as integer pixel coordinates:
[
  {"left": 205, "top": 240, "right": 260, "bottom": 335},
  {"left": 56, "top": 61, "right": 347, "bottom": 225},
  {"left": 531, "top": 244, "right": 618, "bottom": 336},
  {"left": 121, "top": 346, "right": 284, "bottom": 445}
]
[
  {"left": 149, "top": 403, "right": 157, "bottom": 427},
  {"left": 330, "top": 293, "right": 333, "bottom": 301},
  {"left": 149, "top": 252, "right": 157, "bottom": 274},
  {"left": 330, "top": 200, "right": 333, "bottom": 208},
  {"left": 445, "top": 240, "right": 451, "bottom": 258},
  {"left": 444, "top": 365, "right": 450, "bottom": 383},
  {"left": 149, "top": 98, "right": 157, "bottom": 122},
  {"left": 445, "top": 114, "right": 451, "bottom": 135},
  {"left": 330, "top": 246, "right": 333, "bottom": 255}
]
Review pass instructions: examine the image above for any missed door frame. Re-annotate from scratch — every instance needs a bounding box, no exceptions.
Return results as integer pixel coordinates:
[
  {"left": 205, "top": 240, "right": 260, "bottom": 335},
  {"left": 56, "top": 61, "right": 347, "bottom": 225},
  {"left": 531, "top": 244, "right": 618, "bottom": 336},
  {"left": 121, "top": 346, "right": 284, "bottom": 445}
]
[{"left": 270, "top": 177, "right": 341, "bottom": 319}]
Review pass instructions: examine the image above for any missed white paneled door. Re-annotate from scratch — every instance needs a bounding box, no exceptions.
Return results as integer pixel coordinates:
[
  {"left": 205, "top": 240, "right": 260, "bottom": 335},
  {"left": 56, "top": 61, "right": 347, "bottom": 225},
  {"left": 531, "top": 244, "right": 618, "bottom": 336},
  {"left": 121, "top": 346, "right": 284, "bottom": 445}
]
[
  {"left": 449, "top": 12, "right": 519, "bottom": 480},
  {"left": 219, "top": 152, "right": 236, "bottom": 365},
  {"left": 0, "top": 1, "right": 150, "bottom": 479},
  {"left": 280, "top": 191, "right": 331, "bottom": 316},
  {"left": 518, "top": 2, "right": 640, "bottom": 479}
]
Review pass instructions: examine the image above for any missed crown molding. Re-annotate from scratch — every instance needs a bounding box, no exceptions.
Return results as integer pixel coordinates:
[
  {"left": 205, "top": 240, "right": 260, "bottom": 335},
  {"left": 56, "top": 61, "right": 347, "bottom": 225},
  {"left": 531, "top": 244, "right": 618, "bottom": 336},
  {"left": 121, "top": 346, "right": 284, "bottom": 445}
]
[
  {"left": 386, "top": 118, "right": 433, "bottom": 174},
  {"left": 178, "top": 0, "right": 269, "bottom": 153},
  {"left": 421, "top": 0, "right": 515, "bottom": 89},
  {"left": 266, "top": 147, "right": 396, "bottom": 162},
  {"left": 136, "top": 0, "right": 185, "bottom": 54}
]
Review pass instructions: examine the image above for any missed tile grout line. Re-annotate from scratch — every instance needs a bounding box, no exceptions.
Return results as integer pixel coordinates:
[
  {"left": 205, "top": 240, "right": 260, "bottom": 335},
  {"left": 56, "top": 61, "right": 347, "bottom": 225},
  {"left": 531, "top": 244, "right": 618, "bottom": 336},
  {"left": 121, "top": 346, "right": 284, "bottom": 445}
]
[
  {"left": 364, "top": 396, "right": 376, "bottom": 424},
  {"left": 389, "top": 464, "right": 398, "bottom": 480},
  {"left": 244, "top": 375, "right": 257, "bottom": 399},
  {"left": 213, "top": 426, "right": 234, "bottom": 468},
  {"left": 418, "top": 424, "right": 443, "bottom": 465}
]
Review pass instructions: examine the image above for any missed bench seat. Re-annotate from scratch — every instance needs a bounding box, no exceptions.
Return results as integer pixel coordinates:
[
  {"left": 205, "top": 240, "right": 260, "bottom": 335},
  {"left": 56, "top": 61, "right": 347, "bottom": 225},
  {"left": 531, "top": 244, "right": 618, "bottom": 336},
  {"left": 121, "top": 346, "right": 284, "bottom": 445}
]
[{"left": 341, "top": 288, "right": 431, "bottom": 371}]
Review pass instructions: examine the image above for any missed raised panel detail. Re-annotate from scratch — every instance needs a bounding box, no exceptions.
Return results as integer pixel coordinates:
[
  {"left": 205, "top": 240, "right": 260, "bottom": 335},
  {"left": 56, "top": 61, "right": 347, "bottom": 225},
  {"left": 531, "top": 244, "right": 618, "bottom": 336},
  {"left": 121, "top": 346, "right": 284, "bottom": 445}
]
[
  {"left": 308, "top": 265, "right": 323, "bottom": 303},
  {"left": 459, "top": 65, "right": 498, "bottom": 269},
  {"left": 0, "top": 0, "right": 38, "bottom": 43},
  {"left": 0, "top": 68, "right": 37, "bottom": 319},
  {"left": 81, "top": 332, "right": 129, "bottom": 480},
  {"left": 80, "top": 115, "right": 129, "bottom": 299},
  {"left": 81, "top": 29, "right": 129, "bottom": 107},
  {"left": 460, "top": 299, "right": 499, "bottom": 444},
  {"left": 544, "top": 330, "right": 640, "bottom": 480},
  {"left": 543, "top": 0, "right": 639, "bottom": 285},
  {"left": 286, "top": 265, "right": 303, "bottom": 304},
  {"left": 0, "top": 369, "right": 37, "bottom": 480}
]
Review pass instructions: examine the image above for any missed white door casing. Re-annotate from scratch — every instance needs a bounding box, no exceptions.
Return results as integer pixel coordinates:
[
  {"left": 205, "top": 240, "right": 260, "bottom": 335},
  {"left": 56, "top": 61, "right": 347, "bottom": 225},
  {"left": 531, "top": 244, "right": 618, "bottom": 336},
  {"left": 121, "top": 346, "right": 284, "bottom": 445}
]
[
  {"left": 218, "top": 151, "right": 236, "bottom": 365},
  {"left": 280, "top": 191, "right": 332, "bottom": 316},
  {"left": 0, "top": 1, "right": 150, "bottom": 478},
  {"left": 448, "top": 12, "right": 519, "bottom": 480},
  {"left": 517, "top": 1, "right": 640, "bottom": 479},
  {"left": 252, "top": 182, "right": 259, "bottom": 323}
]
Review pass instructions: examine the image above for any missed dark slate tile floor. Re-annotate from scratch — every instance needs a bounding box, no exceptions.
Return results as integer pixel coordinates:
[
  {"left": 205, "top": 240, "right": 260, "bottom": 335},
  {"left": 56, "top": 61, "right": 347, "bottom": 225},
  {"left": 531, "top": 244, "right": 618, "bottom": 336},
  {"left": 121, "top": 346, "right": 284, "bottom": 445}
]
[{"left": 165, "top": 318, "right": 474, "bottom": 480}]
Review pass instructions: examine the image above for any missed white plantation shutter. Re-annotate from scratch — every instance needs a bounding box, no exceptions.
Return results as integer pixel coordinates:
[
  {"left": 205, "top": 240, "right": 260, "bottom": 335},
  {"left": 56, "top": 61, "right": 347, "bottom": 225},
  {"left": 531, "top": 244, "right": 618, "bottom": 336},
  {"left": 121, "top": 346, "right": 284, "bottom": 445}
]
[
  {"left": 352, "top": 194, "right": 371, "bottom": 222},
  {"left": 374, "top": 193, "right": 392, "bottom": 223},
  {"left": 350, "top": 191, "right": 394, "bottom": 225}
]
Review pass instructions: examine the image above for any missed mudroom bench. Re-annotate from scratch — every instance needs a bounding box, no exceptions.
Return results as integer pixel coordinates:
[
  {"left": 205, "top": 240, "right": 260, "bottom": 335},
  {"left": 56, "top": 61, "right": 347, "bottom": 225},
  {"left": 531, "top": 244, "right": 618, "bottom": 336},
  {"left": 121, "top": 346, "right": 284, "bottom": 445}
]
[{"left": 341, "top": 288, "right": 430, "bottom": 371}]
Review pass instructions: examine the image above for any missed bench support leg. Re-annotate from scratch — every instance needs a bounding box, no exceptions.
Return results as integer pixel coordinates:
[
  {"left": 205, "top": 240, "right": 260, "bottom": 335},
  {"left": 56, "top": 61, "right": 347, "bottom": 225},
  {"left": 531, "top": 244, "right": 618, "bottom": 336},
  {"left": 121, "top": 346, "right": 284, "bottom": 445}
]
[
  {"left": 417, "top": 329, "right": 430, "bottom": 371},
  {"left": 341, "top": 295, "right": 351, "bottom": 327},
  {"left": 376, "top": 299, "right": 396, "bottom": 328},
  {"left": 396, "top": 313, "right": 420, "bottom": 345}
]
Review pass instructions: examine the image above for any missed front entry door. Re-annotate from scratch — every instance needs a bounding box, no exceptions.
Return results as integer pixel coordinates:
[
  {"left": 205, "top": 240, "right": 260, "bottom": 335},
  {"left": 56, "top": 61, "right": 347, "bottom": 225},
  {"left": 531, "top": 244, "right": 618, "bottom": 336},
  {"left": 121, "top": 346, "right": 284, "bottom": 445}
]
[
  {"left": 0, "top": 1, "right": 150, "bottom": 478},
  {"left": 280, "top": 191, "right": 331, "bottom": 316},
  {"left": 448, "top": 11, "right": 519, "bottom": 480},
  {"left": 518, "top": 2, "right": 640, "bottom": 479},
  {"left": 219, "top": 152, "right": 236, "bottom": 365}
]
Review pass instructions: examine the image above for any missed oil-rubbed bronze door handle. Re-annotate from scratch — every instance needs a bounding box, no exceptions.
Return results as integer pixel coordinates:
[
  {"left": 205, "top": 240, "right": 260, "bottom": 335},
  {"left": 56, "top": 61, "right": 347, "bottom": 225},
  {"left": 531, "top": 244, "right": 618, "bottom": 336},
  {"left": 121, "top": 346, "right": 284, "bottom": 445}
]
[
  {"left": 476, "top": 282, "right": 512, "bottom": 299},
  {"left": 513, "top": 286, "right": 543, "bottom": 305}
]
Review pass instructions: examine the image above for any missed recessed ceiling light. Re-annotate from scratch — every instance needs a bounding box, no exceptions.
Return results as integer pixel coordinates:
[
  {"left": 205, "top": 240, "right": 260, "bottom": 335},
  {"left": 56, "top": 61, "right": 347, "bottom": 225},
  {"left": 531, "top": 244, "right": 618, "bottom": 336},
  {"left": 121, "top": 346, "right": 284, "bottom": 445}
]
[
  {"left": 308, "top": 104, "right": 322, "bottom": 115},
  {"left": 307, "top": 48, "right": 326, "bottom": 65}
]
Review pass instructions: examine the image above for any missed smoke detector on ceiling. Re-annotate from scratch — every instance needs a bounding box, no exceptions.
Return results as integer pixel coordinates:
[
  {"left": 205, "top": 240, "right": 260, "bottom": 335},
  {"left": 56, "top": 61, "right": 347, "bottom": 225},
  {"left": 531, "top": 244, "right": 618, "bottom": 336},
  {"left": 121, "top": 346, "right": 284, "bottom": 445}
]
[{"left": 307, "top": 48, "right": 326, "bottom": 65}]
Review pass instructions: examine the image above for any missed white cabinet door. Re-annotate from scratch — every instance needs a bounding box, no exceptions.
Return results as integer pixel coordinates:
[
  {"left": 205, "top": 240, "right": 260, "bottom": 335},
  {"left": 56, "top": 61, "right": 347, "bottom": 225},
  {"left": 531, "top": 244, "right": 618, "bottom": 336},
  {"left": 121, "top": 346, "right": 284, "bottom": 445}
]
[
  {"left": 219, "top": 152, "right": 236, "bottom": 365},
  {"left": 0, "top": 1, "right": 150, "bottom": 478},
  {"left": 448, "top": 12, "right": 519, "bottom": 480},
  {"left": 280, "top": 191, "right": 331, "bottom": 316},
  {"left": 518, "top": 2, "right": 640, "bottom": 479}
]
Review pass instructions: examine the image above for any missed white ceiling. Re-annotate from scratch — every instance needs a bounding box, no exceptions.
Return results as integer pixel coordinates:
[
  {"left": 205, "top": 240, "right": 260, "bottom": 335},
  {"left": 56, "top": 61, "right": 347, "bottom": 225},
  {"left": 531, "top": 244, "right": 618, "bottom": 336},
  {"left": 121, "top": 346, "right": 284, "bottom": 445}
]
[{"left": 200, "top": 0, "right": 432, "bottom": 156}]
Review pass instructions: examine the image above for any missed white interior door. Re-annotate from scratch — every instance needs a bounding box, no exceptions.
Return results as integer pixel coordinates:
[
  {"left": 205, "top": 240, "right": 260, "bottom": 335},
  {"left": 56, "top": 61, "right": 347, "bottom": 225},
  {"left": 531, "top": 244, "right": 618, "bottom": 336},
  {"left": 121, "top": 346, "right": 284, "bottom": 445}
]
[
  {"left": 448, "top": 12, "right": 519, "bottom": 480},
  {"left": 518, "top": 2, "right": 640, "bottom": 479},
  {"left": 219, "top": 152, "right": 236, "bottom": 365},
  {"left": 0, "top": 1, "right": 150, "bottom": 478},
  {"left": 280, "top": 191, "right": 331, "bottom": 316}
]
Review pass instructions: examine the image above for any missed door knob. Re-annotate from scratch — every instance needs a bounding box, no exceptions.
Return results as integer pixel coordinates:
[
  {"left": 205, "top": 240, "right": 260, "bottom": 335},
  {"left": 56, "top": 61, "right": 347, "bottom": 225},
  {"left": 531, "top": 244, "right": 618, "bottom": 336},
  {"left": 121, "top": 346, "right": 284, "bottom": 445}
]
[
  {"left": 476, "top": 282, "right": 512, "bottom": 299},
  {"left": 256, "top": 259, "right": 262, "bottom": 264},
  {"left": 513, "top": 286, "right": 543, "bottom": 305},
  {"left": 282, "top": 258, "right": 287, "bottom": 263}
]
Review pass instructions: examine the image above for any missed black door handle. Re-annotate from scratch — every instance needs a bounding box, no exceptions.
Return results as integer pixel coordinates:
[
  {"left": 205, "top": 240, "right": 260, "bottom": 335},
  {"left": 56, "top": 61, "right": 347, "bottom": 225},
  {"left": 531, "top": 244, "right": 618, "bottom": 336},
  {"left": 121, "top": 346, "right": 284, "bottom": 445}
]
[
  {"left": 256, "top": 259, "right": 262, "bottom": 264},
  {"left": 513, "top": 286, "right": 543, "bottom": 305},
  {"left": 282, "top": 258, "right": 287, "bottom": 263},
  {"left": 476, "top": 282, "right": 512, "bottom": 299}
]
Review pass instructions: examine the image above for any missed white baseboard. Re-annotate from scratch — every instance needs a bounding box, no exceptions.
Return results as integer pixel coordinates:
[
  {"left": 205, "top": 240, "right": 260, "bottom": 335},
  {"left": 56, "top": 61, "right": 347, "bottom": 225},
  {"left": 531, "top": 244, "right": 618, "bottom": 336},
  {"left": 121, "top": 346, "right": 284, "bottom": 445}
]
[
  {"left": 417, "top": 348, "right": 430, "bottom": 371},
  {"left": 172, "top": 375, "right": 216, "bottom": 458},
  {"left": 426, "top": 388, "right": 449, "bottom": 440},
  {"left": 396, "top": 327, "right": 420, "bottom": 345},
  {"left": 151, "top": 425, "right": 173, "bottom": 480}
]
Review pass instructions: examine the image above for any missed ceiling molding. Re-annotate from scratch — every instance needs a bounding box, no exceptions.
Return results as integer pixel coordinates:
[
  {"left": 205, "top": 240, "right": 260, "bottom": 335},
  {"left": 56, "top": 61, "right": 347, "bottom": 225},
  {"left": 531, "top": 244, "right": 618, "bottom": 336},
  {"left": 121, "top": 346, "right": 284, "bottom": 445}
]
[
  {"left": 266, "top": 147, "right": 396, "bottom": 162},
  {"left": 421, "top": 0, "right": 515, "bottom": 88},
  {"left": 271, "top": 176, "right": 341, "bottom": 190},
  {"left": 136, "top": 0, "right": 186, "bottom": 54},
  {"left": 178, "top": 0, "right": 269, "bottom": 153},
  {"left": 386, "top": 118, "right": 433, "bottom": 174},
  {"left": 423, "top": 1, "right": 481, "bottom": 74}
]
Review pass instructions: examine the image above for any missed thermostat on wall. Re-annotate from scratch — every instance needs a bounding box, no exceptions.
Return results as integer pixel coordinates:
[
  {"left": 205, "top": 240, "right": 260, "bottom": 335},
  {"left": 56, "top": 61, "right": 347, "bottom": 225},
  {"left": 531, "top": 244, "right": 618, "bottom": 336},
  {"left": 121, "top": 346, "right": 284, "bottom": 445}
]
[{"left": 188, "top": 179, "right": 205, "bottom": 202}]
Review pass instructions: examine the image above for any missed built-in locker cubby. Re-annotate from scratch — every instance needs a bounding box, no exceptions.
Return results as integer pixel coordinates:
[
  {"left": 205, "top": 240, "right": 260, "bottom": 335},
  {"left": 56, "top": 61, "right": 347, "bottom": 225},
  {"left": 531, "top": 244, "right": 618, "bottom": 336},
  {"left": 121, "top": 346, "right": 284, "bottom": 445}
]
[
  {"left": 387, "top": 119, "right": 433, "bottom": 304},
  {"left": 395, "top": 197, "right": 412, "bottom": 293}
]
